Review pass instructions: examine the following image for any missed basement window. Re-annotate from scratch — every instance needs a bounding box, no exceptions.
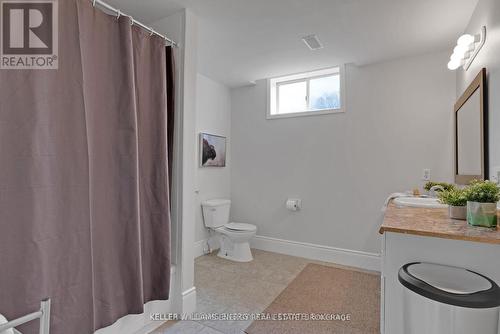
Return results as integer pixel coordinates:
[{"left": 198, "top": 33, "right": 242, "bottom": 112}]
[{"left": 267, "top": 66, "right": 344, "bottom": 119}]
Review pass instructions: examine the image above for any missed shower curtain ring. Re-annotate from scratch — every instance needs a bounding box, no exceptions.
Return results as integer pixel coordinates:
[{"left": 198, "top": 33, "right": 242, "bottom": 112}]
[
  {"left": 116, "top": 10, "right": 121, "bottom": 20},
  {"left": 129, "top": 15, "right": 134, "bottom": 26},
  {"left": 150, "top": 28, "right": 155, "bottom": 37},
  {"left": 92, "top": 0, "right": 96, "bottom": 7}
]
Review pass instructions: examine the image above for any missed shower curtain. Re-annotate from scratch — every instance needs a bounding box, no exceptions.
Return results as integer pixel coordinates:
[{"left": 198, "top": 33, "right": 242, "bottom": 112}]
[{"left": 0, "top": 0, "right": 173, "bottom": 333}]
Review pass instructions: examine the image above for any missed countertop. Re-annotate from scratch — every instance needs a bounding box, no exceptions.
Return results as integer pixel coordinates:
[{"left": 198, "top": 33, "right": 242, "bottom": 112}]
[{"left": 380, "top": 201, "right": 500, "bottom": 245}]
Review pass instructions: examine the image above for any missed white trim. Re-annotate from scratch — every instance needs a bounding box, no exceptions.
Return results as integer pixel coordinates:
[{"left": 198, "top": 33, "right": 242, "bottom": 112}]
[
  {"left": 266, "top": 108, "right": 344, "bottom": 120},
  {"left": 267, "top": 65, "right": 345, "bottom": 119},
  {"left": 195, "top": 234, "right": 381, "bottom": 271},
  {"left": 181, "top": 287, "right": 197, "bottom": 317},
  {"left": 251, "top": 235, "right": 380, "bottom": 272},
  {"left": 182, "top": 286, "right": 197, "bottom": 296}
]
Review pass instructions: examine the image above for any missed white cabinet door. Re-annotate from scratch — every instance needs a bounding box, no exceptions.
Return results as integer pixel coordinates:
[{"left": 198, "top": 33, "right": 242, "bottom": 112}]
[{"left": 382, "top": 232, "right": 500, "bottom": 334}]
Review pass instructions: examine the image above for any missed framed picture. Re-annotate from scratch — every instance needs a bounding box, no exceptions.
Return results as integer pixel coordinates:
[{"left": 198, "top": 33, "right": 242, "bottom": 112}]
[{"left": 200, "top": 133, "right": 226, "bottom": 167}]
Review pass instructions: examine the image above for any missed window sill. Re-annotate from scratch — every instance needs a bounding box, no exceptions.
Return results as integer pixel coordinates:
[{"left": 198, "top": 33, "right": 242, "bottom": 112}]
[{"left": 266, "top": 108, "right": 344, "bottom": 120}]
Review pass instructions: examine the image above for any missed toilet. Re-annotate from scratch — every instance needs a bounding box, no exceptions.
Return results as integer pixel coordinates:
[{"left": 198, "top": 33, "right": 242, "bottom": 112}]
[{"left": 201, "top": 199, "right": 257, "bottom": 262}]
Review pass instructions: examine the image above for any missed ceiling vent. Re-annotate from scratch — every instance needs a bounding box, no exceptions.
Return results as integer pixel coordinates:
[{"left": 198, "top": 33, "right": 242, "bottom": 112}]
[{"left": 302, "top": 34, "right": 323, "bottom": 50}]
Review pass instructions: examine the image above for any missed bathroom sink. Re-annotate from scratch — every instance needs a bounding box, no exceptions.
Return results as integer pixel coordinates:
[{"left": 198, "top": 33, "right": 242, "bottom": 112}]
[{"left": 393, "top": 197, "right": 447, "bottom": 209}]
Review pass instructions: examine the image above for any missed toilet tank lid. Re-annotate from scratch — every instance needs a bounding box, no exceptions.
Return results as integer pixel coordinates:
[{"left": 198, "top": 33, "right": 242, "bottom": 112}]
[{"left": 202, "top": 199, "right": 231, "bottom": 207}]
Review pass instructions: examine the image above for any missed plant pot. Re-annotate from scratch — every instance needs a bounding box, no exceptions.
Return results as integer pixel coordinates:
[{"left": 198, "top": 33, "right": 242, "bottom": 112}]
[
  {"left": 449, "top": 205, "right": 466, "bottom": 220},
  {"left": 466, "top": 201, "right": 498, "bottom": 228}
]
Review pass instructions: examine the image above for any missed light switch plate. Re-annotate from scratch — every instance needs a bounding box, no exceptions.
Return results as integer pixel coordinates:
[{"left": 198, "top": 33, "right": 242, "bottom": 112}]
[{"left": 422, "top": 169, "right": 431, "bottom": 181}]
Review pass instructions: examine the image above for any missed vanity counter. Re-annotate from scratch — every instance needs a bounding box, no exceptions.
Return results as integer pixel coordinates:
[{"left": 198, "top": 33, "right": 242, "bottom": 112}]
[{"left": 379, "top": 201, "right": 500, "bottom": 245}]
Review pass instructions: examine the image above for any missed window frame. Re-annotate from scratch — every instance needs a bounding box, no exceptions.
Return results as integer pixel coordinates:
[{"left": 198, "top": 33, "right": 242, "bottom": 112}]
[{"left": 267, "top": 65, "right": 345, "bottom": 120}]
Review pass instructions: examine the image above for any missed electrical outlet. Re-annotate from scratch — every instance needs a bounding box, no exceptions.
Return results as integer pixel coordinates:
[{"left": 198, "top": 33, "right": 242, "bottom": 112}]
[
  {"left": 491, "top": 166, "right": 500, "bottom": 184},
  {"left": 422, "top": 169, "right": 431, "bottom": 181}
]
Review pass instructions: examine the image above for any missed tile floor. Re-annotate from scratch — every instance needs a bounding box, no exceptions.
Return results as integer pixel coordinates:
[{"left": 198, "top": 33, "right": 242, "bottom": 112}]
[{"left": 151, "top": 249, "right": 379, "bottom": 334}]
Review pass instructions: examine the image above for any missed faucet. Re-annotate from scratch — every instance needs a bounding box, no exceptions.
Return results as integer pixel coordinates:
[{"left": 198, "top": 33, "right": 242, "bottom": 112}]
[{"left": 428, "top": 185, "right": 445, "bottom": 198}]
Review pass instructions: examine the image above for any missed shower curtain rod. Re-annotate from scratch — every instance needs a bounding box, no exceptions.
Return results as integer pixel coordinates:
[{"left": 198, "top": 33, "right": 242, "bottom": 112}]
[{"left": 92, "top": 0, "right": 178, "bottom": 47}]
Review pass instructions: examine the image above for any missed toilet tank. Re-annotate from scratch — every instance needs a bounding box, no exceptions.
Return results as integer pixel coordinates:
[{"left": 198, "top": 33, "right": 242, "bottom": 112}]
[{"left": 201, "top": 199, "right": 231, "bottom": 228}]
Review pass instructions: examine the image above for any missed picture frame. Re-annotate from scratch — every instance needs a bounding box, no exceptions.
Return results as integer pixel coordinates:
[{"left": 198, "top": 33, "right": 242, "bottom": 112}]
[{"left": 199, "top": 133, "right": 226, "bottom": 167}]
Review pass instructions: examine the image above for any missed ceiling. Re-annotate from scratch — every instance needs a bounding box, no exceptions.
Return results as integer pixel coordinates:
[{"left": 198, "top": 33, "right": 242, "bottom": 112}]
[{"left": 107, "top": 0, "right": 478, "bottom": 87}]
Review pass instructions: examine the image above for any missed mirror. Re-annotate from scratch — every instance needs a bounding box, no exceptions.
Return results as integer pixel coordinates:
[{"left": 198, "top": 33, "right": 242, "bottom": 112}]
[{"left": 454, "top": 68, "right": 487, "bottom": 184}]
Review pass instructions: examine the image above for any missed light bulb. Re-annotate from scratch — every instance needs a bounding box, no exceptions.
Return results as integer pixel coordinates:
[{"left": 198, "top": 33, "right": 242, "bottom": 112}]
[
  {"left": 457, "top": 34, "right": 475, "bottom": 46},
  {"left": 463, "top": 50, "right": 473, "bottom": 60},
  {"left": 453, "top": 44, "right": 469, "bottom": 56},
  {"left": 447, "top": 59, "right": 462, "bottom": 70},
  {"left": 450, "top": 52, "right": 463, "bottom": 62}
]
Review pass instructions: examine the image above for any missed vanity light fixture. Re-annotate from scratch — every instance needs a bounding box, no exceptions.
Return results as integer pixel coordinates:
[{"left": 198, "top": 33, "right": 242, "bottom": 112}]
[{"left": 447, "top": 26, "right": 486, "bottom": 71}]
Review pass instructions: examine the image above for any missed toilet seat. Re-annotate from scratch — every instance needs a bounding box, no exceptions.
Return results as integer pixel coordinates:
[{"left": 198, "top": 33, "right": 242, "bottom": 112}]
[{"left": 224, "top": 222, "right": 256, "bottom": 232}]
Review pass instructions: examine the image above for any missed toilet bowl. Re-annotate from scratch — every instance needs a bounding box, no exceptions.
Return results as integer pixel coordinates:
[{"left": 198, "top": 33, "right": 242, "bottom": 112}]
[
  {"left": 201, "top": 200, "right": 257, "bottom": 262},
  {"left": 216, "top": 223, "right": 257, "bottom": 262}
]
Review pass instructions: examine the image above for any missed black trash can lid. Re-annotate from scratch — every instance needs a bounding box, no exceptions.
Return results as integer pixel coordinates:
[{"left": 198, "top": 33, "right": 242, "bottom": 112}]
[{"left": 399, "top": 262, "right": 500, "bottom": 308}]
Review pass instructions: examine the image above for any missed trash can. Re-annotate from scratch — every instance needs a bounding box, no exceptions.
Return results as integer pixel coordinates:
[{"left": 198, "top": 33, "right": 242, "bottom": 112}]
[{"left": 399, "top": 262, "right": 500, "bottom": 334}]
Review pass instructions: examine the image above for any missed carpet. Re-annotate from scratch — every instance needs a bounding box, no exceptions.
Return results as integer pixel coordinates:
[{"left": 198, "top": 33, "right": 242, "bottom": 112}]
[{"left": 245, "top": 263, "right": 380, "bottom": 334}]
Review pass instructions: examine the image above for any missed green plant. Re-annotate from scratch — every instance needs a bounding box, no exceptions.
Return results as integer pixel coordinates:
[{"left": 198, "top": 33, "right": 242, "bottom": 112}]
[
  {"left": 437, "top": 188, "right": 467, "bottom": 206},
  {"left": 464, "top": 180, "right": 500, "bottom": 203},
  {"left": 424, "top": 181, "right": 455, "bottom": 192}
]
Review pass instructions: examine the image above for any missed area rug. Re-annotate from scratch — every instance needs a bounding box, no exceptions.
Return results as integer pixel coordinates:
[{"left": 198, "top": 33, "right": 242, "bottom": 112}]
[{"left": 245, "top": 263, "right": 380, "bottom": 334}]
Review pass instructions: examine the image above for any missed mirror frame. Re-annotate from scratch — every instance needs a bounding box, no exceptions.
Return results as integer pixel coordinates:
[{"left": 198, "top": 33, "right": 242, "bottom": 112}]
[{"left": 454, "top": 68, "right": 488, "bottom": 185}]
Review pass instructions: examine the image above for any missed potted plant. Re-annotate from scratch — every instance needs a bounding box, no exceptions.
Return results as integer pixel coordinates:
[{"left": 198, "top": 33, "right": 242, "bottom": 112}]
[
  {"left": 464, "top": 180, "right": 500, "bottom": 228},
  {"left": 437, "top": 188, "right": 467, "bottom": 220}
]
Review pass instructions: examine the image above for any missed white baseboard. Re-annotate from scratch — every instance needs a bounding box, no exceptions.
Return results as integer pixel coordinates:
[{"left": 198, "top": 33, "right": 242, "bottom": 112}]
[
  {"left": 181, "top": 286, "right": 197, "bottom": 316},
  {"left": 194, "top": 239, "right": 207, "bottom": 258},
  {"left": 251, "top": 235, "right": 381, "bottom": 272},
  {"left": 195, "top": 235, "right": 381, "bottom": 272}
]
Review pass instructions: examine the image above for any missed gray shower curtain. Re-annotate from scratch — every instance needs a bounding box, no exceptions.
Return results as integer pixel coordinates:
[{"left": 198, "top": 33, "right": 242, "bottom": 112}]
[{"left": 0, "top": 0, "right": 172, "bottom": 333}]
